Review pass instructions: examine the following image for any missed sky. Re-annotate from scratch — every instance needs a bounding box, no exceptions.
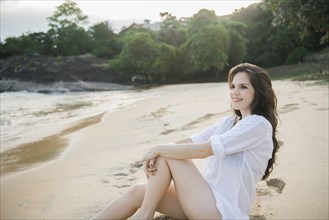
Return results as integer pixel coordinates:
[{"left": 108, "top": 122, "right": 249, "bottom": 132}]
[{"left": 1, "top": 0, "right": 260, "bottom": 40}]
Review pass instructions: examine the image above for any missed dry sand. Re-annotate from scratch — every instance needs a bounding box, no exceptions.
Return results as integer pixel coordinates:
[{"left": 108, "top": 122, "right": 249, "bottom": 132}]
[{"left": 1, "top": 81, "right": 328, "bottom": 219}]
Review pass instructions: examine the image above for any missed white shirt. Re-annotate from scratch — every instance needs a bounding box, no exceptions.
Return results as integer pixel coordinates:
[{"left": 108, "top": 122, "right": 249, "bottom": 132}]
[{"left": 190, "top": 114, "right": 273, "bottom": 219}]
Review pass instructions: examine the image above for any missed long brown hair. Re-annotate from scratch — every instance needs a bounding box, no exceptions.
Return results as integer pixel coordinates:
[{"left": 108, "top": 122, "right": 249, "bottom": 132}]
[{"left": 228, "top": 63, "right": 279, "bottom": 180}]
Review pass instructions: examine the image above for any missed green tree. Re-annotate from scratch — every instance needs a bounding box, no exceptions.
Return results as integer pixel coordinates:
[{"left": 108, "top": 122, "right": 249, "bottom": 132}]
[
  {"left": 119, "top": 23, "right": 156, "bottom": 40},
  {"left": 219, "top": 1, "right": 325, "bottom": 67},
  {"left": 109, "top": 32, "right": 158, "bottom": 83},
  {"left": 231, "top": 3, "right": 302, "bottom": 67},
  {"left": 0, "top": 32, "right": 51, "bottom": 57},
  {"left": 264, "top": 0, "right": 329, "bottom": 44},
  {"left": 0, "top": 37, "right": 24, "bottom": 57},
  {"left": 89, "top": 21, "right": 114, "bottom": 42},
  {"left": 180, "top": 9, "right": 231, "bottom": 80},
  {"left": 27, "top": 32, "right": 53, "bottom": 55},
  {"left": 152, "top": 43, "right": 178, "bottom": 82},
  {"left": 222, "top": 19, "right": 247, "bottom": 68},
  {"left": 47, "top": 0, "right": 91, "bottom": 55},
  {"left": 183, "top": 24, "right": 229, "bottom": 80},
  {"left": 47, "top": 0, "right": 88, "bottom": 32},
  {"left": 187, "top": 9, "right": 219, "bottom": 35},
  {"left": 158, "top": 12, "right": 188, "bottom": 47},
  {"left": 89, "top": 21, "right": 122, "bottom": 58}
]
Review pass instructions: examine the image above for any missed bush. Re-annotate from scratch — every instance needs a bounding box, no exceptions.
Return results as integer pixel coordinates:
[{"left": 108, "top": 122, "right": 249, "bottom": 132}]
[
  {"left": 255, "top": 51, "right": 283, "bottom": 67},
  {"left": 284, "top": 46, "right": 308, "bottom": 64},
  {"left": 92, "top": 46, "right": 114, "bottom": 59}
]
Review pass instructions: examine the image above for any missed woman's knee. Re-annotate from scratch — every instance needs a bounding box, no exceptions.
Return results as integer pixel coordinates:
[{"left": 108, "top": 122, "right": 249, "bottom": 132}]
[{"left": 126, "top": 183, "right": 146, "bottom": 207}]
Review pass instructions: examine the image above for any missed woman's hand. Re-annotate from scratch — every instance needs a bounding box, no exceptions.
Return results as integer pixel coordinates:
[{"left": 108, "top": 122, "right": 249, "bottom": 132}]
[
  {"left": 143, "top": 158, "right": 157, "bottom": 178},
  {"left": 142, "top": 147, "right": 159, "bottom": 178}
]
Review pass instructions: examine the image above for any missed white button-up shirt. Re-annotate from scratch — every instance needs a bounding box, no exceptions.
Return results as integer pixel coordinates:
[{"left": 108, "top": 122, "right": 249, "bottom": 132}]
[{"left": 191, "top": 114, "right": 273, "bottom": 219}]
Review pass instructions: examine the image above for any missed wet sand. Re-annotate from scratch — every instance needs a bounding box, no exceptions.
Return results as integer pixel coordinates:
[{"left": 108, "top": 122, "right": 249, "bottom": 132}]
[
  {"left": 1, "top": 81, "right": 328, "bottom": 219},
  {"left": 1, "top": 112, "right": 106, "bottom": 175}
]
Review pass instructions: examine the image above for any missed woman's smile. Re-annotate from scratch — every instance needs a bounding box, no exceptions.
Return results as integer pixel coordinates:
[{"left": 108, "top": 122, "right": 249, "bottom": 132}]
[
  {"left": 230, "top": 71, "right": 255, "bottom": 117},
  {"left": 232, "top": 97, "right": 243, "bottom": 102}
]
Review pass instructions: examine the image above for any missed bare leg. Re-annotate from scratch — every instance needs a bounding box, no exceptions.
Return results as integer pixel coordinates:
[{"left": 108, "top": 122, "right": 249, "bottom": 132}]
[
  {"left": 93, "top": 156, "right": 221, "bottom": 219},
  {"left": 92, "top": 183, "right": 187, "bottom": 220},
  {"left": 92, "top": 184, "right": 144, "bottom": 220},
  {"left": 165, "top": 158, "right": 221, "bottom": 219},
  {"left": 132, "top": 156, "right": 173, "bottom": 219},
  {"left": 134, "top": 157, "right": 221, "bottom": 219}
]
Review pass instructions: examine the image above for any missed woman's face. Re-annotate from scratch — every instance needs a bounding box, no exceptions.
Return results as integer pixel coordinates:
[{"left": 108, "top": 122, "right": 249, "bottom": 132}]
[{"left": 230, "top": 71, "right": 255, "bottom": 118}]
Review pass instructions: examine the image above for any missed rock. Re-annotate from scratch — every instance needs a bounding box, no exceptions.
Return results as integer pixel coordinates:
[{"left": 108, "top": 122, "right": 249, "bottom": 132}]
[
  {"left": 0, "top": 53, "right": 135, "bottom": 93},
  {"left": 0, "top": 79, "right": 132, "bottom": 93},
  {"left": 0, "top": 54, "right": 118, "bottom": 85}
]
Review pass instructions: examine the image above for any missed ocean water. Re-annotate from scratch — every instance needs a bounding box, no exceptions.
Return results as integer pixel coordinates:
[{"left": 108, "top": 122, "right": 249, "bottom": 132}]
[{"left": 0, "top": 90, "right": 156, "bottom": 153}]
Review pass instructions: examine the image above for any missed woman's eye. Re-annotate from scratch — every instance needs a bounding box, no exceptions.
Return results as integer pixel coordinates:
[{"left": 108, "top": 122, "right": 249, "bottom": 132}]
[
  {"left": 241, "top": 85, "right": 247, "bottom": 89},
  {"left": 230, "top": 85, "right": 235, "bottom": 89}
]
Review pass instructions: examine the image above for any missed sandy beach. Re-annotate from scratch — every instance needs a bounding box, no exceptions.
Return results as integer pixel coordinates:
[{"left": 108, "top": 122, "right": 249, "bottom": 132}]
[{"left": 1, "top": 80, "right": 328, "bottom": 219}]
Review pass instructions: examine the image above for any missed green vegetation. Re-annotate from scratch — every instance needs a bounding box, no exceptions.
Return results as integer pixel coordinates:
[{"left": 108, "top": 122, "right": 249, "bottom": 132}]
[
  {"left": 264, "top": 0, "right": 329, "bottom": 44},
  {"left": 267, "top": 62, "right": 328, "bottom": 83},
  {"left": 0, "top": 0, "right": 328, "bottom": 84}
]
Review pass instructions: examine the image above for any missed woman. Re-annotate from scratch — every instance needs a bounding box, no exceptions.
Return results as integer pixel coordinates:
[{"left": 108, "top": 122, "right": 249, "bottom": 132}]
[{"left": 93, "top": 63, "right": 279, "bottom": 220}]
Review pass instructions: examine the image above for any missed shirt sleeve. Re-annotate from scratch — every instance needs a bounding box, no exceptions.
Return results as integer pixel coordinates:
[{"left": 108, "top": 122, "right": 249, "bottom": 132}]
[
  {"left": 190, "top": 116, "right": 232, "bottom": 143},
  {"left": 210, "top": 115, "right": 272, "bottom": 158}
]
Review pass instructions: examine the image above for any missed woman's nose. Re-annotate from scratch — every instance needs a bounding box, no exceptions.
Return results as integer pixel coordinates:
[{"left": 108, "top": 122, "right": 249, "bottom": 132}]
[{"left": 232, "top": 87, "right": 239, "bottom": 95}]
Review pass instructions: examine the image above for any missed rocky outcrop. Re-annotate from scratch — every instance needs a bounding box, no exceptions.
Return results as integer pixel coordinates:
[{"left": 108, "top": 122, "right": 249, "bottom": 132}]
[
  {"left": 0, "top": 79, "right": 132, "bottom": 93},
  {"left": 0, "top": 54, "right": 115, "bottom": 84},
  {"left": 0, "top": 54, "right": 128, "bottom": 92}
]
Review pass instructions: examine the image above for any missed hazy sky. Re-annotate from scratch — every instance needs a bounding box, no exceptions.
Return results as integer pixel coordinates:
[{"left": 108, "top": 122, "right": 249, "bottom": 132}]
[{"left": 1, "top": 0, "right": 260, "bottom": 40}]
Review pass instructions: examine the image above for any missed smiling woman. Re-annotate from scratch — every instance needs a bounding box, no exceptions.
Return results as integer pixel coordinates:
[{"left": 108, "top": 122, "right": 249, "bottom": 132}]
[
  {"left": 230, "top": 72, "right": 256, "bottom": 118},
  {"left": 0, "top": 0, "right": 260, "bottom": 39},
  {"left": 92, "top": 63, "right": 280, "bottom": 220}
]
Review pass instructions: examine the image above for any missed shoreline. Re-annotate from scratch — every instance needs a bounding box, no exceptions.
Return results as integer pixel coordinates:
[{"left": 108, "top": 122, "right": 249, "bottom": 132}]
[
  {"left": 1, "top": 81, "right": 328, "bottom": 219},
  {"left": 0, "top": 112, "right": 106, "bottom": 176}
]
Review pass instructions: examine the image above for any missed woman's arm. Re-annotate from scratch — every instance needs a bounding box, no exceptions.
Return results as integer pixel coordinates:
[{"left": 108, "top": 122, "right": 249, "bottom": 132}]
[
  {"left": 174, "top": 137, "right": 194, "bottom": 144},
  {"left": 142, "top": 138, "right": 197, "bottom": 177},
  {"left": 142, "top": 141, "right": 213, "bottom": 162}
]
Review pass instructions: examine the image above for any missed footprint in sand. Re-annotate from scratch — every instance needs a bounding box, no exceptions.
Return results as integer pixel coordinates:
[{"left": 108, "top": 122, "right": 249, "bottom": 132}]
[
  {"left": 108, "top": 162, "right": 143, "bottom": 189},
  {"left": 160, "top": 129, "right": 175, "bottom": 135},
  {"left": 113, "top": 172, "right": 128, "bottom": 177},
  {"left": 300, "top": 97, "right": 317, "bottom": 106},
  {"left": 160, "top": 113, "right": 222, "bottom": 135},
  {"left": 256, "top": 178, "right": 286, "bottom": 196},
  {"left": 249, "top": 214, "right": 266, "bottom": 220},
  {"left": 17, "top": 199, "right": 31, "bottom": 208},
  {"left": 252, "top": 178, "right": 286, "bottom": 219},
  {"left": 112, "top": 184, "right": 130, "bottom": 189},
  {"left": 151, "top": 107, "right": 169, "bottom": 118},
  {"left": 278, "top": 140, "right": 284, "bottom": 147},
  {"left": 144, "top": 106, "right": 171, "bottom": 121},
  {"left": 280, "top": 103, "right": 299, "bottom": 114},
  {"left": 266, "top": 178, "right": 286, "bottom": 193},
  {"left": 315, "top": 107, "right": 329, "bottom": 111},
  {"left": 111, "top": 174, "right": 133, "bottom": 189},
  {"left": 131, "top": 161, "right": 143, "bottom": 168},
  {"left": 129, "top": 161, "right": 143, "bottom": 174}
]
